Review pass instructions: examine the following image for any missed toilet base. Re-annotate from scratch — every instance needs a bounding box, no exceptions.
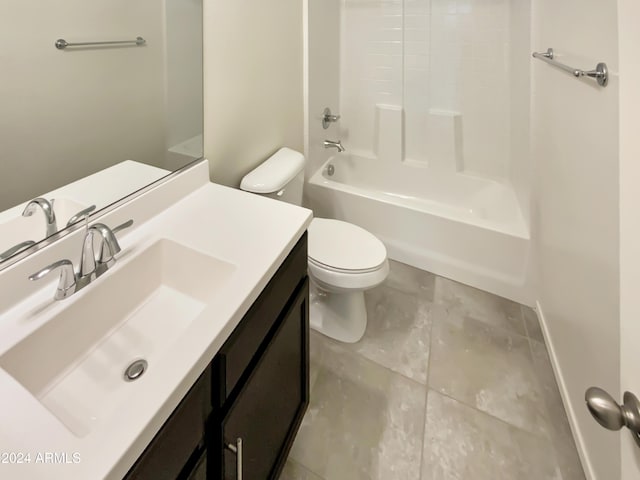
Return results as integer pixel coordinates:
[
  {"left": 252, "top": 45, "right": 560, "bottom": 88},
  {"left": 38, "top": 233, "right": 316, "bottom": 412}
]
[{"left": 309, "top": 282, "right": 367, "bottom": 343}]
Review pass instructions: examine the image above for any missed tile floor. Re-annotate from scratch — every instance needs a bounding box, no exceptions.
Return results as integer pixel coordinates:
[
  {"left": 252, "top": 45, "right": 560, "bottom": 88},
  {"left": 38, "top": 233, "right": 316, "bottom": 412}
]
[{"left": 282, "top": 260, "right": 586, "bottom": 480}]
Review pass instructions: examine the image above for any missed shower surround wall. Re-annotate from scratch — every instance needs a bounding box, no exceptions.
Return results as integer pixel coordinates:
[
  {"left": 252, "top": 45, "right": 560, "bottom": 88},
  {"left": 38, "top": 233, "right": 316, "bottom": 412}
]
[{"left": 340, "top": 0, "right": 529, "bottom": 184}]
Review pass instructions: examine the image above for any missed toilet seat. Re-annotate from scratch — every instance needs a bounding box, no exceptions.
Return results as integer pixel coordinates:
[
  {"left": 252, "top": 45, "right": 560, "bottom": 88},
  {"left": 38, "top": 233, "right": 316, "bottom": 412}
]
[
  {"left": 308, "top": 218, "right": 389, "bottom": 291},
  {"left": 308, "top": 218, "right": 387, "bottom": 272},
  {"left": 308, "top": 259, "right": 389, "bottom": 291}
]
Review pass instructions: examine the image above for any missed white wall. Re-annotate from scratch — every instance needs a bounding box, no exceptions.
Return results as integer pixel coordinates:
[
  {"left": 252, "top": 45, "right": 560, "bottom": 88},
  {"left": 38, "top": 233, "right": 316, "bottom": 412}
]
[
  {"left": 304, "top": 0, "right": 341, "bottom": 182},
  {"left": 0, "top": 0, "right": 169, "bottom": 211},
  {"left": 203, "top": 0, "right": 304, "bottom": 188},
  {"left": 531, "top": 0, "right": 620, "bottom": 477}
]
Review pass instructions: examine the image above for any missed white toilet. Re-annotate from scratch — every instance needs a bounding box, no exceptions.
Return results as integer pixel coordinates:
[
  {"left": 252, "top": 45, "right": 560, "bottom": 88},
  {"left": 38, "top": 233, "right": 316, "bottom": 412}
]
[{"left": 240, "top": 148, "right": 389, "bottom": 343}]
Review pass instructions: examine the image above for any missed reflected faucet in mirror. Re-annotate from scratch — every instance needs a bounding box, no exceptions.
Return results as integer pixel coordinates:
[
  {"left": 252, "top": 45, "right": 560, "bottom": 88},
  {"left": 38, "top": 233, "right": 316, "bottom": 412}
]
[
  {"left": 22, "top": 198, "right": 57, "bottom": 237},
  {"left": 66, "top": 205, "right": 97, "bottom": 227},
  {"left": 0, "top": 202, "right": 99, "bottom": 262}
]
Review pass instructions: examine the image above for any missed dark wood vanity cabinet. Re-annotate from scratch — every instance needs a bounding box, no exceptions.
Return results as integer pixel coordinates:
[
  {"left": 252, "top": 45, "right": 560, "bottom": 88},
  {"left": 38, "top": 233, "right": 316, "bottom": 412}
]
[
  {"left": 124, "top": 233, "right": 309, "bottom": 480},
  {"left": 214, "top": 278, "right": 309, "bottom": 479}
]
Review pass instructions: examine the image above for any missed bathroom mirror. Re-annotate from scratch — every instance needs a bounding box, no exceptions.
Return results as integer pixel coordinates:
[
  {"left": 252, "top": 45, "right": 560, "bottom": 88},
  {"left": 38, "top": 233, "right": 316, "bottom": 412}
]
[{"left": 0, "top": 0, "right": 203, "bottom": 267}]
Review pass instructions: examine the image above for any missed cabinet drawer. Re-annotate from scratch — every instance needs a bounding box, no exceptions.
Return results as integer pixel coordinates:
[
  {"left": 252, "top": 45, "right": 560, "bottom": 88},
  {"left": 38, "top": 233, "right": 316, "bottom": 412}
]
[
  {"left": 214, "top": 233, "right": 307, "bottom": 405},
  {"left": 124, "top": 366, "right": 211, "bottom": 480}
]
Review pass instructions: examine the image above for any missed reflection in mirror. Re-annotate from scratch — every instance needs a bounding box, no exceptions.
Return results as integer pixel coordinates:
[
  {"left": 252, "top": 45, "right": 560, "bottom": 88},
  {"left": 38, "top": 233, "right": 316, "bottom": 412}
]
[{"left": 0, "top": 0, "right": 203, "bottom": 265}]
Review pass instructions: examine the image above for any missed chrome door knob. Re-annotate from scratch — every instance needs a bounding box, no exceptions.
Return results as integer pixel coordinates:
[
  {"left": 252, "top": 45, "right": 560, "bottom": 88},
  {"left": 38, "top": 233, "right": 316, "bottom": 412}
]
[{"left": 585, "top": 387, "right": 640, "bottom": 447}]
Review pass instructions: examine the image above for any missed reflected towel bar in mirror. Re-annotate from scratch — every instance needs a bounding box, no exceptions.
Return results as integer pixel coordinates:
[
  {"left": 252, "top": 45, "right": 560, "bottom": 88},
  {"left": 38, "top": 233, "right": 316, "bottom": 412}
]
[
  {"left": 55, "top": 37, "right": 146, "bottom": 50},
  {"left": 532, "top": 48, "right": 608, "bottom": 87}
]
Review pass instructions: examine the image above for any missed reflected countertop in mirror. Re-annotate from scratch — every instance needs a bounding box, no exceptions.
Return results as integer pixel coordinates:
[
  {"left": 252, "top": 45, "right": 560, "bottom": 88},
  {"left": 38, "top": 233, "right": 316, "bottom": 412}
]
[
  {"left": 0, "top": 0, "right": 203, "bottom": 267},
  {"left": 0, "top": 161, "right": 170, "bottom": 260}
]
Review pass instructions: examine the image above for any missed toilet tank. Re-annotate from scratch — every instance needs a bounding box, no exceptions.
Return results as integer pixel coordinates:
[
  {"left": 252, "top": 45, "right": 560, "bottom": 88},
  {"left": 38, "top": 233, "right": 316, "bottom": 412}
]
[{"left": 240, "top": 148, "right": 305, "bottom": 206}]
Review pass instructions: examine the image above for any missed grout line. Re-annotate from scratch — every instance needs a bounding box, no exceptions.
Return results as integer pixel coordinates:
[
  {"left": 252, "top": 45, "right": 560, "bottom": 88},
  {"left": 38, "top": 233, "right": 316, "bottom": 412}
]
[
  {"left": 286, "top": 456, "right": 326, "bottom": 480},
  {"left": 433, "top": 289, "right": 532, "bottom": 343},
  {"left": 418, "top": 295, "right": 438, "bottom": 480},
  {"left": 520, "top": 304, "right": 533, "bottom": 340},
  {"left": 428, "top": 309, "right": 556, "bottom": 440},
  {"left": 432, "top": 388, "right": 551, "bottom": 441},
  {"left": 314, "top": 326, "right": 427, "bottom": 385},
  {"left": 441, "top": 306, "right": 533, "bottom": 344}
]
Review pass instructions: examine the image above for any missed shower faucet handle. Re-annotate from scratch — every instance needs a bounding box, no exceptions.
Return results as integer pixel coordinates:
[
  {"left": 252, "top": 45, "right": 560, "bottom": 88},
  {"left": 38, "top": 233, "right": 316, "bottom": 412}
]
[{"left": 322, "top": 107, "right": 341, "bottom": 129}]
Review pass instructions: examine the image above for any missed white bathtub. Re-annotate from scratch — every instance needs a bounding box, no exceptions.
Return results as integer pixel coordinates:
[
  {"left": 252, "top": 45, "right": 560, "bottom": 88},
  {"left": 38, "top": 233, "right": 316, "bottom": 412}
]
[{"left": 305, "top": 154, "right": 532, "bottom": 304}]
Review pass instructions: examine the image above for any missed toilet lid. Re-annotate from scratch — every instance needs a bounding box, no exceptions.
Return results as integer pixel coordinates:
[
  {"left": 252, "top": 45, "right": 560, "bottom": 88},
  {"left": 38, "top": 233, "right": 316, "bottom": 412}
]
[{"left": 308, "top": 218, "right": 387, "bottom": 272}]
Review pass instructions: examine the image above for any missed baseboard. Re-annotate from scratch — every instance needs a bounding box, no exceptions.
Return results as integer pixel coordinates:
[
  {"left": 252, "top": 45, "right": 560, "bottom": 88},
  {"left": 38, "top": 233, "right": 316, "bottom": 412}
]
[{"left": 536, "top": 300, "right": 596, "bottom": 480}]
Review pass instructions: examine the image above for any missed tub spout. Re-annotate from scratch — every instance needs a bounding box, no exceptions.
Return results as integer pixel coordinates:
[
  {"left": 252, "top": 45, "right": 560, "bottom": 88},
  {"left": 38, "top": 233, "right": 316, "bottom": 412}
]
[{"left": 324, "top": 140, "right": 345, "bottom": 153}]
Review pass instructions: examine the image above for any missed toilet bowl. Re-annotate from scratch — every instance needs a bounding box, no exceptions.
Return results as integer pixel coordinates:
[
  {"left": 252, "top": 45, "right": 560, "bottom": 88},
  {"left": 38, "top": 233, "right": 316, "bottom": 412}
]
[
  {"left": 307, "top": 218, "right": 388, "bottom": 343},
  {"left": 240, "top": 147, "right": 389, "bottom": 343}
]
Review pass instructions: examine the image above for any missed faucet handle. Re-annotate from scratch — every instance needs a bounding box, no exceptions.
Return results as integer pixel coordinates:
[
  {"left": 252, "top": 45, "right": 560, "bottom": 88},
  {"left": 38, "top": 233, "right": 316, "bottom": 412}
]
[
  {"left": 322, "top": 108, "right": 341, "bottom": 129},
  {"left": 111, "top": 219, "right": 134, "bottom": 236},
  {"left": 0, "top": 240, "right": 36, "bottom": 261},
  {"left": 66, "top": 205, "right": 97, "bottom": 227},
  {"left": 29, "top": 259, "right": 77, "bottom": 301}
]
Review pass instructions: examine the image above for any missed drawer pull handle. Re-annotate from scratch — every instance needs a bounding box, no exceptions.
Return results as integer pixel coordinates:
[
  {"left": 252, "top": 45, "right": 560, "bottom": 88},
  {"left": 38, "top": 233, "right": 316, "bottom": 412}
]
[{"left": 225, "top": 437, "right": 243, "bottom": 480}]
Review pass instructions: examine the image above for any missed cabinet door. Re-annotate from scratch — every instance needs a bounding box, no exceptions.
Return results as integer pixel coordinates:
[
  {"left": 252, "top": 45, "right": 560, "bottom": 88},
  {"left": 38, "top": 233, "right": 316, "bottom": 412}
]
[
  {"left": 124, "top": 367, "right": 211, "bottom": 480},
  {"left": 221, "top": 279, "right": 309, "bottom": 480}
]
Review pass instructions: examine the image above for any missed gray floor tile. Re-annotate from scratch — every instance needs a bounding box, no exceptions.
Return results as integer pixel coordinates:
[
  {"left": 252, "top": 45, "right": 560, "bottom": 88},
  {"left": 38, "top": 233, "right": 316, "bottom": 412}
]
[
  {"left": 280, "top": 459, "right": 324, "bottom": 480},
  {"left": 335, "top": 285, "right": 441, "bottom": 384},
  {"left": 303, "top": 263, "right": 583, "bottom": 479},
  {"left": 289, "top": 339, "right": 426, "bottom": 480},
  {"left": 530, "top": 340, "right": 586, "bottom": 480},
  {"left": 434, "top": 277, "right": 526, "bottom": 336},
  {"left": 421, "top": 390, "right": 562, "bottom": 480},
  {"left": 523, "top": 305, "right": 545, "bottom": 342},
  {"left": 429, "top": 313, "right": 549, "bottom": 436},
  {"left": 385, "top": 260, "right": 436, "bottom": 300}
]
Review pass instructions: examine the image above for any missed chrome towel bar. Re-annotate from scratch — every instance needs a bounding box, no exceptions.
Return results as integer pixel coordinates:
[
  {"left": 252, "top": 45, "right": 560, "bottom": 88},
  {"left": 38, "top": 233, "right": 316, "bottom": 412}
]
[
  {"left": 532, "top": 48, "right": 608, "bottom": 87},
  {"left": 55, "top": 36, "right": 146, "bottom": 50}
]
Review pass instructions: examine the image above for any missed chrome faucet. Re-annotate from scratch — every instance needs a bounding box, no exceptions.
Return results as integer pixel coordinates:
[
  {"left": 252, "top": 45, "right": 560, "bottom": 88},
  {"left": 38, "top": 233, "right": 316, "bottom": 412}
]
[
  {"left": 323, "top": 140, "right": 345, "bottom": 153},
  {"left": 79, "top": 220, "right": 133, "bottom": 281},
  {"left": 91, "top": 221, "right": 131, "bottom": 275},
  {"left": 78, "top": 227, "right": 100, "bottom": 286},
  {"left": 29, "top": 219, "right": 133, "bottom": 300},
  {"left": 22, "top": 198, "right": 58, "bottom": 237}
]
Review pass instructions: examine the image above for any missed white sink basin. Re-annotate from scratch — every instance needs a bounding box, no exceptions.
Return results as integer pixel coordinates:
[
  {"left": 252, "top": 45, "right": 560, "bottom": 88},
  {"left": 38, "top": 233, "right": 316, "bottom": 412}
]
[
  {"left": 0, "top": 198, "right": 88, "bottom": 255},
  {"left": 0, "top": 239, "right": 235, "bottom": 437}
]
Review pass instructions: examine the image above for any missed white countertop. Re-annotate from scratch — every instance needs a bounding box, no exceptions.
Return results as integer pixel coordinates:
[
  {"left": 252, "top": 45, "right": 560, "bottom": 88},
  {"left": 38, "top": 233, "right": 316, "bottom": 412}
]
[{"left": 0, "top": 162, "right": 312, "bottom": 479}]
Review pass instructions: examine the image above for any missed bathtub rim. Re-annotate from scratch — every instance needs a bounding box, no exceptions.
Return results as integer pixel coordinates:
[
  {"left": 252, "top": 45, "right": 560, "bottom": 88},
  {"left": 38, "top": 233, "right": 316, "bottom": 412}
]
[{"left": 308, "top": 158, "right": 530, "bottom": 240}]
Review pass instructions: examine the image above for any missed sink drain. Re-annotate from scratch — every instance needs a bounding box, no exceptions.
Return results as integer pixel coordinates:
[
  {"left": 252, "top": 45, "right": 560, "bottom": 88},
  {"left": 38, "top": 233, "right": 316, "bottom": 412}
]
[{"left": 124, "top": 359, "right": 148, "bottom": 381}]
